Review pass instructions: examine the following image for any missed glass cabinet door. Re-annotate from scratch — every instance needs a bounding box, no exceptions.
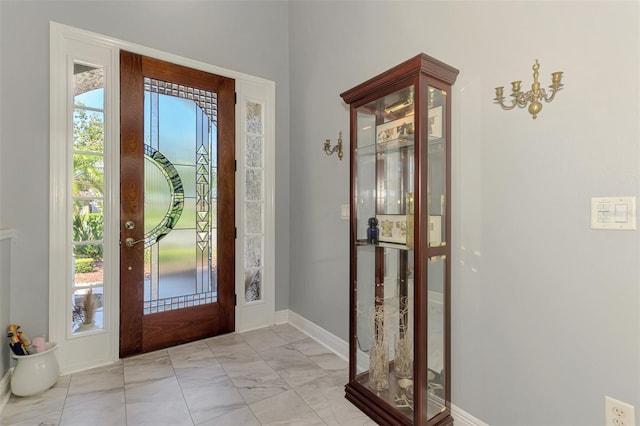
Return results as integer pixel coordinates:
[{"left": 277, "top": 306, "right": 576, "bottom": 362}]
[
  {"left": 353, "top": 85, "right": 417, "bottom": 421},
  {"left": 425, "top": 86, "right": 448, "bottom": 421},
  {"left": 427, "top": 85, "right": 447, "bottom": 248},
  {"left": 426, "top": 255, "right": 446, "bottom": 419},
  {"left": 354, "top": 85, "right": 415, "bottom": 240}
]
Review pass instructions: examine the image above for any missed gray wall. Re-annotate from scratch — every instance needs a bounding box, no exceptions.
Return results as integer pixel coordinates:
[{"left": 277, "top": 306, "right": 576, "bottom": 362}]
[
  {"left": 288, "top": 1, "right": 639, "bottom": 425},
  {"left": 0, "top": 1, "right": 291, "bottom": 338}
]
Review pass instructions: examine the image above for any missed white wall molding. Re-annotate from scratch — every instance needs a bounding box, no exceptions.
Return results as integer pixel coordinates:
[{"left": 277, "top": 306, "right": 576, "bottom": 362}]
[
  {"left": 284, "top": 310, "right": 487, "bottom": 425},
  {"left": 286, "top": 309, "right": 349, "bottom": 362}
]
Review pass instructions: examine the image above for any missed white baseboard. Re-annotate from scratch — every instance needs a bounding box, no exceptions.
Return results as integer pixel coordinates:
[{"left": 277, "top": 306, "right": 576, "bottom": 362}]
[
  {"left": 279, "top": 309, "right": 488, "bottom": 426},
  {"left": 274, "top": 309, "right": 289, "bottom": 325},
  {"left": 452, "top": 403, "right": 489, "bottom": 426},
  {"left": 284, "top": 310, "right": 349, "bottom": 363},
  {"left": 0, "top": 369, "right": 12, "bottom": 415}
]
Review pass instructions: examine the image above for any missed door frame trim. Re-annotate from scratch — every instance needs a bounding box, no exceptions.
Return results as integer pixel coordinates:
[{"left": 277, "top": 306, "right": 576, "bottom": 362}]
[{"left": 50, "top": 22, "right": 276, "bottom": 373}]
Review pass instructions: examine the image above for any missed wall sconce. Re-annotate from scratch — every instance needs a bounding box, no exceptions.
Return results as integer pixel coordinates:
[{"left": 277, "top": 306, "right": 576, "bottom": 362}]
[
  {"left": 494, "top": 59, "right": 564, "bottom": 119},
  {"left": 323, "top": 131, "right": 343, "bottom": 160}
]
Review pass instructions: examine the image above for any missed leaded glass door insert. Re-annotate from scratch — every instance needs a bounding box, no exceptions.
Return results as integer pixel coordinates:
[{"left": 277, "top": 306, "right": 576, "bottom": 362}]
[{"left": 143, "top": 78, "right": 218, "bottom": 313}]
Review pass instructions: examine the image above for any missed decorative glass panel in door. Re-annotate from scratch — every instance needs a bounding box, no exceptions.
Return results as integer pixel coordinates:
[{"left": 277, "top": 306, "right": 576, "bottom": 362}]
[{"left": 143, "top": 78, "right": 217, "bottom": 313}]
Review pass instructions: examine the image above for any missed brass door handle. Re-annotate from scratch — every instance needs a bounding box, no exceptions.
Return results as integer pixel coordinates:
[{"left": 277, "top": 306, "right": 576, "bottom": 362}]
[{"left": 124, "top": 237, "right": 144, "bottom": 248}]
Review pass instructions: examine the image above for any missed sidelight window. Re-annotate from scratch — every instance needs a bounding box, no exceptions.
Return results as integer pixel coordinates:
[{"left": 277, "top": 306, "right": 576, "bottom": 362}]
[{"left": 72, "top": 63, "right": 105, "bottom": 333}]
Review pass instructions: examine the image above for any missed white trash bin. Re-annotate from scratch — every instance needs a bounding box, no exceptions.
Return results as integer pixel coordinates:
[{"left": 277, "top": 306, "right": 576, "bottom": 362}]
[{"left": 10, "top": 342, "right": 60, "bottom": 396}]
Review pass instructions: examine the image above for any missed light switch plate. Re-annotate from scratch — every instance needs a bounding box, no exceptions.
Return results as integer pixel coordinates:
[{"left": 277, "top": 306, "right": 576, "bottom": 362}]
[
  {"left": 341, "top": 204, "right": 350, "bottom": 220},
  {"left": 591, "top": 196, "right": 636, "bottom": 230}
]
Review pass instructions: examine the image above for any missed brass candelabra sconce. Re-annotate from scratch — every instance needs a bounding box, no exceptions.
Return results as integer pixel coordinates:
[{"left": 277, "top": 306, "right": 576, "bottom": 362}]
[
  {"left": 494, "top": 59, "right": 564, "bottom": 119},
  {"left": 323, "top": 131, "right": 343, "bottom": 160}
]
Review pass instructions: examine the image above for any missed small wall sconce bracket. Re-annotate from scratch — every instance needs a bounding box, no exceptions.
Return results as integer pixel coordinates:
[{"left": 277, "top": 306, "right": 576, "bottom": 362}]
[{"left": 324, "top": 131, "right": 343, "bottom": 160}]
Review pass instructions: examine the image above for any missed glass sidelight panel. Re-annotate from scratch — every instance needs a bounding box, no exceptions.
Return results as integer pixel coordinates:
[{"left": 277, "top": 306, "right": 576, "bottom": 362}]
[
  {"left": 244, "top": 101, "right": 264, "bottom": 303},
  {"left": 142, "top": 78, "right": 218, "bottom": 314},
  {"left": 72, "top": 244, "right": 104, "bottom": 332},
  {"left": 72, "top": 63, "right": 105, "bottom": 333}
]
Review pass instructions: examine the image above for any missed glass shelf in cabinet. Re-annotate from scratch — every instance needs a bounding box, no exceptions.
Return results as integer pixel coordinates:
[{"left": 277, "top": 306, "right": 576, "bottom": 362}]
[
  {"left": 355, "top": 240, "right": 412, "bottom": 251},
  {"left": 355, "top": 137, "right": 415, "bottom": 157}
]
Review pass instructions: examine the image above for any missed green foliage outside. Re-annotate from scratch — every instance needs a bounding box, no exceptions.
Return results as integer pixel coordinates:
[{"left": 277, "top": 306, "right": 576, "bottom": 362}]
[
  {"left": 74, "top": 107, "right": 104, "bottom": 151},
  {"left": 73, "top": 213, "right": 104, "bottom": 259},
  {"left": 73, "top": 108, "right": 104, "bottom": 203},
  {"left": 73, "top": 105, "right": 104, "bottom": 263},
  {"left": 74, "top": 257, "right": 95, "bottom": 273}
]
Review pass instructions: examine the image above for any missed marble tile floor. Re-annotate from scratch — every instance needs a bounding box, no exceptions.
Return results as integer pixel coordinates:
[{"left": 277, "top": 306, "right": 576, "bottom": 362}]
[{"left": 0, "top": 324, "right": 377, "bottom": 426}]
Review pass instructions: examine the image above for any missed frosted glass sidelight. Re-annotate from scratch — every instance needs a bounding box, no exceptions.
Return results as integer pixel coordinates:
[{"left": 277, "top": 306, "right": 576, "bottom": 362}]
[
  {"left": 243, "top": 100, "right": 265, "bottom": 303},
  {"left": 245, "top": 169, "right": 262, "bottom": 201},
  {"left": 246, "top": 102, "right": 262, "bottom": 134},
  {"left": 246, "top": 135, "right": 262, "bottom": 167},
  {"left": 244, "top": 237, "right": 262, "bottom": 268},
  {"left": 245, "top": 202, "right": 263, "bottom": 234},
  {"left": 244, "top": 269, "right": 261, "bottom": 302}
]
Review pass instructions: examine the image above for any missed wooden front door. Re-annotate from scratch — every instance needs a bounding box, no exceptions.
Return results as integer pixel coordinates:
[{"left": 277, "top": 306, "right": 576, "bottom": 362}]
[{"left": 119, "top": 51, "right": 235, "bottom": 357}]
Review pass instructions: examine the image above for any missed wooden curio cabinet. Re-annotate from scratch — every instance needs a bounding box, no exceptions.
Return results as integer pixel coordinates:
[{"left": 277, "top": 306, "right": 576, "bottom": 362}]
[{"left": 341, "top": 54, "right": 459, "bottom": 425}]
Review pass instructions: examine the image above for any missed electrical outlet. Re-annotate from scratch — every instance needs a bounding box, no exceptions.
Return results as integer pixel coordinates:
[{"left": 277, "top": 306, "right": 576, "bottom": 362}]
[{"left": 605, "top": 396, "right": 636, "bottom": 426}]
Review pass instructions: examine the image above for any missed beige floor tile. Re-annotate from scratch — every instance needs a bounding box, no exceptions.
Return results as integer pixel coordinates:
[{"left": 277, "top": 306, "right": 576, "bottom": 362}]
[
  {"left": 0, "top": 327, "right": 375, "bottom": 425},
  {"left": 195, "top": 406, "right": 260, "bottom": 426},
  {"left": 240, "top": 328, "right": 288, "bottom": 353},
  {"left": 1, "top": 386, "right": 68, "bottom": 425},
  {"left": 250, "top": 389, "right": 326, "bottom": 426},
  {"left": 60, "top": 391, "right": 126, "bottom": 425},
  {"left": 176, "top": 365, "right": 247, "bottom": 424},
  {"left": 260, "top": 345, "right": 328, "bottom": 388}
]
